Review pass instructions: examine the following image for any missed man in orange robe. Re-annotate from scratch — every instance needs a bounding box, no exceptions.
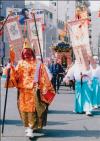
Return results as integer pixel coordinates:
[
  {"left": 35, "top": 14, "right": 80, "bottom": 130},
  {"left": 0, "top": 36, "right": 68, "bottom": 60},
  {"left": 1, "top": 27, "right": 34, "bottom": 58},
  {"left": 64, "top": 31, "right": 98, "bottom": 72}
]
[{"left": 5, "top": 39, "right": 55, "bottom": 138}]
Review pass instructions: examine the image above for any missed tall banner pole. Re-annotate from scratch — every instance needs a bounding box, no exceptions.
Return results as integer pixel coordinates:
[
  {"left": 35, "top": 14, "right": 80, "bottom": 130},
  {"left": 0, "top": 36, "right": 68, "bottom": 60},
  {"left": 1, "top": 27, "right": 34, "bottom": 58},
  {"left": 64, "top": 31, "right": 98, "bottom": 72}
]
[{"left": 31, "top": 11, "right": 43, "bottom": 63}]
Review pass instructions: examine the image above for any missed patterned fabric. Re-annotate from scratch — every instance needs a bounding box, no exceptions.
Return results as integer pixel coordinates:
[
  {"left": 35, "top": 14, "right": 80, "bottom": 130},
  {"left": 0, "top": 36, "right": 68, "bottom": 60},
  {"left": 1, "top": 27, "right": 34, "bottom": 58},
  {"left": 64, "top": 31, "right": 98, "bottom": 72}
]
[
  {"left": 12, "top": 59, "right": 37, "bottom": 112},
  {"left": 15, "top": 60, "right": 37, "bottom": 89},
  {"left": 19, "top": 88, "right": 36, "bottom": 112},
  {"left": 39, "top": 63, "right": 56, "bottom": 104},
  {"left": 8, "top": 60, "right": 55, "bottom": 112},
  {"left": 20, "top": 112, "right": 37, "bottom": 127}
]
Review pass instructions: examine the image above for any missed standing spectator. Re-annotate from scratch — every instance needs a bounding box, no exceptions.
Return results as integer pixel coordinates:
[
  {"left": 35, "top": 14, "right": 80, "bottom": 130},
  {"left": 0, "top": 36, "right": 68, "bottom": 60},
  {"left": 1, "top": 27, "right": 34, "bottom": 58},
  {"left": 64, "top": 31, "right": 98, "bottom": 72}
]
[
  {"left": 56, "top": 59, "right": 65, "bottom": 93},
  {"left": 48, "top": 59, "right": 58, "bottom": 92},
  {"left": 48, "top": 59, "right": 65, "bottom": 93}
]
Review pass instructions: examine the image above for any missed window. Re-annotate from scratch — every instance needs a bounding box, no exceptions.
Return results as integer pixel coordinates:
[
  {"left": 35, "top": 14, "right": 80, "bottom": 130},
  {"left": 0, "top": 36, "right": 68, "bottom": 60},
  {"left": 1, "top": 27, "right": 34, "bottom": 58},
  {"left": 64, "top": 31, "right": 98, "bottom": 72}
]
[
  {"left": 54, "top": 2, "right": 56, "bottom": 6},
  {"left": 50, "top": 13, "right": 53, "bottom": 19},
  {"left": 0, "top": 1, "right": 2, "bottom": 9}
]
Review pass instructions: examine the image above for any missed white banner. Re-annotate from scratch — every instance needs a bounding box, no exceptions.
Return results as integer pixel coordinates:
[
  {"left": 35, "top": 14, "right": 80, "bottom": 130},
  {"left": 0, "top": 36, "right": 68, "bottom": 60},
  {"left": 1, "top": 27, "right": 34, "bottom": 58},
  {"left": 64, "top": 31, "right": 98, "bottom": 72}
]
[
  {"left": 5, "top": 16, "right": 23, "bottom": 43},
  {"left": 68, "top": 19, "right": 92, "bottom": 56},
  {"left": 27, "top": 19, "right": 43, "bottom": 56},
  {"left": 5, "top": 16, "right": 23, "bottom": 62},
  {"left": 68, "top": 19, "right": 92, "bottom": 70},
  {"left": 6, "top": 21, "right": 21, "bottom": 41}
]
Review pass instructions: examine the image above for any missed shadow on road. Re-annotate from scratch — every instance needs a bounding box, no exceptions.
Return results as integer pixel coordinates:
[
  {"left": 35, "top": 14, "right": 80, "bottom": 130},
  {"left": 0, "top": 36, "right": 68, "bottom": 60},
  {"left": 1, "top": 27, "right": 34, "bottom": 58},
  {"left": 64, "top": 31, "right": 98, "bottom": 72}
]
[
  {"left": 47, "top": 121, "right": 68, "bottom": 126},
  {"left": 0, "top": 119, "right": 22, "bottom": 126},
  {"left": 92, "top": 110, "right": 100, "bottom": 116},
  {"left": 30, "top": 129, "right": 100, "bottom": 140},
  {"left": 48, "top": 110, "right": 74, "bottom": 114},
  {"left": 0, "top": 110, "right": 100, "bottom": 126},
  {"left": 48, "top": 109, "right": 100, "bottom": 116}
]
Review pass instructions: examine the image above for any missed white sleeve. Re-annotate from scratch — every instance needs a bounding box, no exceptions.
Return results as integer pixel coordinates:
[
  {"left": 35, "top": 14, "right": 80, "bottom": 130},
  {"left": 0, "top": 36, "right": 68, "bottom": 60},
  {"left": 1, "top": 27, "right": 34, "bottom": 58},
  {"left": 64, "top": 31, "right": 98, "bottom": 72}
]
[
  {"left": 34, "top": 62, "right": 41, "bottom": 82},
  {"left": 67, "top": 65, "right": 74, "bottom": 78},
  {"left": 63, "top": 65, "right": 74, "bottom": 82}
]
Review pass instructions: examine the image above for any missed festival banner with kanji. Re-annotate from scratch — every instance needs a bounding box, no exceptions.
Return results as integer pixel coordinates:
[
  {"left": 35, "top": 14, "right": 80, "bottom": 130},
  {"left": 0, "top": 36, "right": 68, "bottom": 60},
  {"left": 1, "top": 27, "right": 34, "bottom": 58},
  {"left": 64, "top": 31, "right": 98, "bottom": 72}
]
[
  {"left": 26, "top": 19, "right": 43, "bottom": 56},
  {"left": 68, "top": 19, "right": 93, "bottom": 70},
  {"left": 5, "top": 16, "right": 24, "bottom": 62}
]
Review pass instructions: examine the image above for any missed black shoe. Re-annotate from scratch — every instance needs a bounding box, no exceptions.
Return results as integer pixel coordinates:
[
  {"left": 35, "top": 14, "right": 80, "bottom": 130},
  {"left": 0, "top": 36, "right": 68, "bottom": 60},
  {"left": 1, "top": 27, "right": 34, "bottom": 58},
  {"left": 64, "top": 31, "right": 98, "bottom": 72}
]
[{"left": 33, "top": 129, "right": 43, "bottom": 133}]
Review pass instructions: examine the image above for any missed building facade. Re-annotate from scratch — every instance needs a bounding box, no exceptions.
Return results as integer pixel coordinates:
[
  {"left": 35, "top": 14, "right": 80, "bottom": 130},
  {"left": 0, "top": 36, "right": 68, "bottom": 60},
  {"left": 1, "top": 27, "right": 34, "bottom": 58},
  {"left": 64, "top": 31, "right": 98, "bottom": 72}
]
[
  {"left": 91, "top": 11, "right": 100, "bottom": 59},
  {"left": 32, "top": 1, "right": 58, "bottom": 58},
  {"left": 0, "top": 0, "right": 25, "bottom": 17},
  {"left": 49, "top": 1, "right": 76, "bottom": 43},
  {"left": 0, "top": 0, "right": 58, "bottom": 63}
]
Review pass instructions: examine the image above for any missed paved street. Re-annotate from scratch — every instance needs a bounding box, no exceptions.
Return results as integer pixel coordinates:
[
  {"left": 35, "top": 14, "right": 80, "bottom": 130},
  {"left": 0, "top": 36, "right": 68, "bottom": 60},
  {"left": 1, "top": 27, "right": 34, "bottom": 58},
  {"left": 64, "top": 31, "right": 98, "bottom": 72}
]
[{"left": 1, "top": 78, "right": 100, "bottom": 141}]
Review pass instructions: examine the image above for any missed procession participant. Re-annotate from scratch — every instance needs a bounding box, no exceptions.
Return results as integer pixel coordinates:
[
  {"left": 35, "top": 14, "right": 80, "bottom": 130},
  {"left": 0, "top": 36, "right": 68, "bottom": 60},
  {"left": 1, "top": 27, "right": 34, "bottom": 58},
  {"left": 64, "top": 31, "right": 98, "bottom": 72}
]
[
  {"left": 5, "top": 39, "right": 55, "bottom": 138},
  {"left": 64, "top": 60, "right": 93, "bottom": 116},
  {"left": 91, "top": 56, "right": 100, "bottom": 108},
  {"left": 48, "top": 59, "right": 58, "bottom": 92}
]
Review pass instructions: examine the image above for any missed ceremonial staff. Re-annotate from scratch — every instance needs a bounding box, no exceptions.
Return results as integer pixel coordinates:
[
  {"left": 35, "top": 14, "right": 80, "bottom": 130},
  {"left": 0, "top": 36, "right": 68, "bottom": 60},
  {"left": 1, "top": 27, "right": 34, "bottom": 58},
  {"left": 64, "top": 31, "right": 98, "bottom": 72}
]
[
  {"left": 1, "top": 68, "right": 10, "bottom": 136},
  {"left": 1, "top": 48, "right": 15, "bottom": 136}
]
